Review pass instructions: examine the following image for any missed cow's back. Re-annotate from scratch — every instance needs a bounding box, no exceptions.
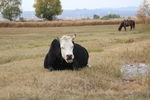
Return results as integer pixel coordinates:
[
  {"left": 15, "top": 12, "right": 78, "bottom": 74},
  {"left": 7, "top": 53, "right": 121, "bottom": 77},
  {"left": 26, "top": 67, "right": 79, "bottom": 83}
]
[{"left": 73, "top": 43, "right": 89, "bottom": 67}]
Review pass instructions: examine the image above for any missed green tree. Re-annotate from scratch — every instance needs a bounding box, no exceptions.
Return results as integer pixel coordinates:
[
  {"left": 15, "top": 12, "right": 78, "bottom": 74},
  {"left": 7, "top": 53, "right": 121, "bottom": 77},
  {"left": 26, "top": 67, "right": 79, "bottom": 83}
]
[
  {"left": 101, "top": 14, "right": 120, "bottom": 20},
  {"left": 0, "top": 0, "right": 22, "bottom": 21},
  {"left": 93, "top": 14, "right": 100, "bottom": 19},
  {"left": 34, "top": 0, "right": 63, "bottom": 21}
]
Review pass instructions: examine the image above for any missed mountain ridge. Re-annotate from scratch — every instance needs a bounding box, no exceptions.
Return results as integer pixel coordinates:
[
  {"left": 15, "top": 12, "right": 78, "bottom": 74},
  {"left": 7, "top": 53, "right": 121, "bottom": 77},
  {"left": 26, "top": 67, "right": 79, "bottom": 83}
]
[{"left": 0, "top": 7, "right": 138, "bottom": 20}]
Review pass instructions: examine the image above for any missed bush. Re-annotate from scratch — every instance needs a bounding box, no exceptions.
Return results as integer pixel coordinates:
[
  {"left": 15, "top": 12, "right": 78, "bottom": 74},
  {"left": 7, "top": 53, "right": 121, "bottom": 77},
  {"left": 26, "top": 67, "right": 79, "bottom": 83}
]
[
  {"left": 93, "top": 14, "right": 100, "bottom": 19},
  {"left": 101, "top": 14, "right": 121, "bottom": 20}
]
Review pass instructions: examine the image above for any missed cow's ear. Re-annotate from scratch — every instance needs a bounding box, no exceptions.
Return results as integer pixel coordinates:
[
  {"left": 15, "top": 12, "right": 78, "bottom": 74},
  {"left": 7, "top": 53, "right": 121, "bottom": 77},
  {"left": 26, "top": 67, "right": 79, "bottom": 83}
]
[{"left": 72, "top": 34, "right": 76, "bottom": 41}]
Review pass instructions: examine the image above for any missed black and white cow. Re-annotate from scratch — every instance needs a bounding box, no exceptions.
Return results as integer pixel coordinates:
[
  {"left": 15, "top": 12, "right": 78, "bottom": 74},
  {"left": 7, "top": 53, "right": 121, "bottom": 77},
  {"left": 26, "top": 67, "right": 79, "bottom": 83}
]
[{"left": 44, "top": 35, "right": 89, "bottom": 71}]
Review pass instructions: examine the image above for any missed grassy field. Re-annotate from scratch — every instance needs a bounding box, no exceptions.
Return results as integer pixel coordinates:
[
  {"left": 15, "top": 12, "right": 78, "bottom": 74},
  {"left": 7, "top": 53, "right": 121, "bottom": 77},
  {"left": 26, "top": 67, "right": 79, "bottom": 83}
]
[
  {"left": 0, "top": 24, "right": 150, "bottom": 100},
  {"left": 0, "top": 19, "right": 124, "bottom": 27}
]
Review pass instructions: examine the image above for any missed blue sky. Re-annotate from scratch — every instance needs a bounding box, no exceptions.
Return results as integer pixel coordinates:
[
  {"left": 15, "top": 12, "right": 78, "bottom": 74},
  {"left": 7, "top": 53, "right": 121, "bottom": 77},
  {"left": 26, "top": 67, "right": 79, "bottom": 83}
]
[{"left": 22, "top": 0, "right": 146, "bottom": 11}]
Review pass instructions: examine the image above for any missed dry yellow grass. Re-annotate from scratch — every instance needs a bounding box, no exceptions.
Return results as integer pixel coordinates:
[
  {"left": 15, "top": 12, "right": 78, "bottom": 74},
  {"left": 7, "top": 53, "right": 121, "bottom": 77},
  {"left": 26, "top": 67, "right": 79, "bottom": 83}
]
[
  {"left": 0, "top": 24, "right": 150, "bottom": 100},
  {"left": 0, "top": 19, "right": 125, "bottom": 27}
]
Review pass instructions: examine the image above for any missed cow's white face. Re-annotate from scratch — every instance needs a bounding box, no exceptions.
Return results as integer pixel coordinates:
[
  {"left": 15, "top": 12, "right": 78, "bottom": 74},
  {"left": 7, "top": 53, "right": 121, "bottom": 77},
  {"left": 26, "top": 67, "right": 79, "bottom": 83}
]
[{"left": 59, "top": 35, "right": 76, "bottom": 63}]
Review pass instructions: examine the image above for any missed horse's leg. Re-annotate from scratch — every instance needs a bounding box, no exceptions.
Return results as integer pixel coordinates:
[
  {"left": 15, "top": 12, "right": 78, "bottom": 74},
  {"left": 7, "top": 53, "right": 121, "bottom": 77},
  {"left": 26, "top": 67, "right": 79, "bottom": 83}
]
[
  {"left": 124, "top": 26, "right": 126, "bottom": 31},
  {"left": 130, "top": 25, "right": 132, "bottom": 31}
]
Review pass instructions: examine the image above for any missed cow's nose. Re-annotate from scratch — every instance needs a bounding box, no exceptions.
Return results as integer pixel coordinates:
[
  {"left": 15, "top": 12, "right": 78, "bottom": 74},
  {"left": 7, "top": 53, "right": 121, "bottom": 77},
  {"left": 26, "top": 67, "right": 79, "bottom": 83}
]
[{"left": 67, "top": 55, "right": 72, "bottom": 60}]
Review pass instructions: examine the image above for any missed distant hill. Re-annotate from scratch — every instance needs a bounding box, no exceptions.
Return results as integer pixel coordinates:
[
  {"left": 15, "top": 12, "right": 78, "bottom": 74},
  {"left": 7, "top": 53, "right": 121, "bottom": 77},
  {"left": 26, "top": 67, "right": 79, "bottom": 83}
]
[
  {"left": 58, "top": 7, "right": 138, "bottom": 19},
  {"left": 0, "top": 7, "right": 138, "bottom": 20}
]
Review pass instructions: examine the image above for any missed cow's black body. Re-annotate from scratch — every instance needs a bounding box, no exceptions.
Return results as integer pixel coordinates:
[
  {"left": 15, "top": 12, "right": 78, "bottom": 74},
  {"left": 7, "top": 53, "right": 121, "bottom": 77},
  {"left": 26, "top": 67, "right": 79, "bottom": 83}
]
[{"left": 44, "top": 39, "right": 89, "bottom": 71}]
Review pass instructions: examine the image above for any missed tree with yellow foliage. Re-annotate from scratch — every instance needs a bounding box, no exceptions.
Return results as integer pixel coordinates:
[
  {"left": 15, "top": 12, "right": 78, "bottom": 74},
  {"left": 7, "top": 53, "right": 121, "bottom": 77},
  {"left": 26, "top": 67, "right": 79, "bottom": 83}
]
[{"left": 136, "top": 0, "right": 150, "bottom": 23}]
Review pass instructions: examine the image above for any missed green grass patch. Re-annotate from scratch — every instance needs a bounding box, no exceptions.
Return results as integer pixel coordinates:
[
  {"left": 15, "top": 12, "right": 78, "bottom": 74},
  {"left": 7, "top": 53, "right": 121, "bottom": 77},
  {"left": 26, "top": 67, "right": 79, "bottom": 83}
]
[
  {"left": 0, "top": 54, "right": 45, "bottom": 65},
  {"left": 124, "top": 38, "right": 134, "bottom": 43},
  {"left": 115, "top": 38, "right": 134, "bottom": 44},
  {"left": 88, "top": 48, "right": 103, "bottom": 53}
]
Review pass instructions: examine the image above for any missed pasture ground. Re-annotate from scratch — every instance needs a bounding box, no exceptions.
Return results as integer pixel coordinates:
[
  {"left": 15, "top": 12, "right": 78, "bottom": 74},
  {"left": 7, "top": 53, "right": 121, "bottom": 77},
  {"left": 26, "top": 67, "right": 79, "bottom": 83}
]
[{"left": 0, "top": 24, "right": 150, "bottom": 100}]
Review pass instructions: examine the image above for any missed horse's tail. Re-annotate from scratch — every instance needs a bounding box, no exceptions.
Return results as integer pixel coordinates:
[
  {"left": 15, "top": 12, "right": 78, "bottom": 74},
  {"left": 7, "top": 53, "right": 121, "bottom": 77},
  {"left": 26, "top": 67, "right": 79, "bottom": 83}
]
[{"left": 118, "top": 22, "right": 123, "bottom": 31}]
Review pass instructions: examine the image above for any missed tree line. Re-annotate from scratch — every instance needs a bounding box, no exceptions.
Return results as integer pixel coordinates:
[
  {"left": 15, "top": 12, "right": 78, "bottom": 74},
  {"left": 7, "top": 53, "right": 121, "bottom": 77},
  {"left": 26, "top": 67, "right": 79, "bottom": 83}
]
[
  {"left": 0, "top": 0, "right": 149, "bottom": 21},
  {"left": 0, "top": 0, "right": 62, "bottom": 21},
  {"left": 93, "top": 14, "right": 121, "bottom": 20}
]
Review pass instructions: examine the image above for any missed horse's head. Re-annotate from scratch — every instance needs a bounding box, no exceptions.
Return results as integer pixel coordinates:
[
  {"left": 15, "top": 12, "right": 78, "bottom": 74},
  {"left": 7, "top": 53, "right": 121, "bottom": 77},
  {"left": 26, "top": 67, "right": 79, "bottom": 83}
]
[
  {"left": 118, "top": 27, "right": 121, "bottom": 31},
  {"left": 118, "top": 22, "right": 124, "bottom": 31},
  {"left": 59, "top": 35, "right": 76, "bottom": 63}
]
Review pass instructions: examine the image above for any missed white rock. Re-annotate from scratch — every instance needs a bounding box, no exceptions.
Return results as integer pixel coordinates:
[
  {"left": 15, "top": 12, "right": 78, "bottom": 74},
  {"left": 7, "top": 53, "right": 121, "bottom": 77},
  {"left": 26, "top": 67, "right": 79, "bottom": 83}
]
[{"left": 121, "top": 63, "right": 149, "bottom": 80}]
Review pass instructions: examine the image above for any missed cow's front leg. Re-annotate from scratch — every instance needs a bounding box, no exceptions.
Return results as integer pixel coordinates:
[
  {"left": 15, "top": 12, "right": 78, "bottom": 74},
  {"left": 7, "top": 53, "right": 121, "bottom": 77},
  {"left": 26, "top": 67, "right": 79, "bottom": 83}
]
[
  {"left": 72, "top": 60, "right": 80, "bottom": 70},
  {"left": 48, "top": 66, "right": 54, "bottom": 71}
]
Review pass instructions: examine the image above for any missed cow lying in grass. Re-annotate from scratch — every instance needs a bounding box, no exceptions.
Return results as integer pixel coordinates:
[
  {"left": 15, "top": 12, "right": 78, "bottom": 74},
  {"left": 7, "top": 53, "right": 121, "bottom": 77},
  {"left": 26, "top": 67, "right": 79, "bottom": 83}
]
[{"left": 44, "top": 35, "right": 89, "bottom": 71}]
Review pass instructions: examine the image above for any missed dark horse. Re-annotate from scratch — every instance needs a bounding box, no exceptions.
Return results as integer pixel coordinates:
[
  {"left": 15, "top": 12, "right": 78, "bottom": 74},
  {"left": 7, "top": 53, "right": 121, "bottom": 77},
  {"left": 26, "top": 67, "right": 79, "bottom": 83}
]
[{"left": 118, "top": 20, "right": 135, "bottom": 31}]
